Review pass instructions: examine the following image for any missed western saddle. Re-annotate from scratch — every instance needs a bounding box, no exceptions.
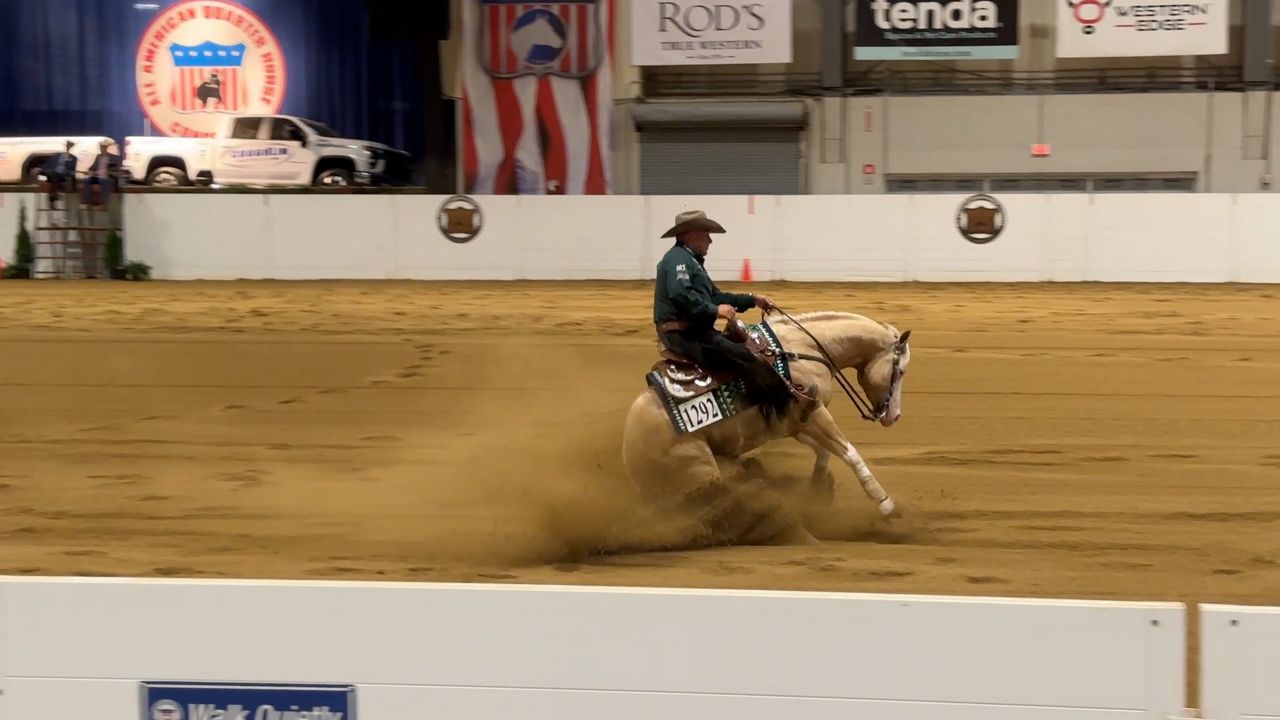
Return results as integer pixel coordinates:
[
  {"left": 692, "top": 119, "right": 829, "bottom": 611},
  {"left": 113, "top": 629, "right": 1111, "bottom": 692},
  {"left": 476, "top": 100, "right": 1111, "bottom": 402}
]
[{"left": 650, "top": 319, "right": 796, "bottom": 400}]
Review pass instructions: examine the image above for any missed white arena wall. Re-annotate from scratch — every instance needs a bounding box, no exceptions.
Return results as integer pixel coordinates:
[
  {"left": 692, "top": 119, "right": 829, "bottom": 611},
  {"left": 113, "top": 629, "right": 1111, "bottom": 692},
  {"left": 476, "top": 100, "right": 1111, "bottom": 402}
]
[
  {"left": 105, "top": 192, "right": 1280, "bottom": 283},
  {"left": 0, "top": 193, "right": 32, "bottom": 265},
  {"left": 1201, "top": 604, "right": 1280, "bottom": 720},
  {"left": 0, "top": 576, "right": 1193, "bottom": 720},
  {"left": 2, "top": 191, "right": 1278, "bottom": 282}
]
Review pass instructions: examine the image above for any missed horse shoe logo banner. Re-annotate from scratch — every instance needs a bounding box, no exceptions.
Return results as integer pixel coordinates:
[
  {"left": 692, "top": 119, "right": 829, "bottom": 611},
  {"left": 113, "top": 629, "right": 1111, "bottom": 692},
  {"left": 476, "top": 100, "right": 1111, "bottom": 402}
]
[
  {"left": 956, "top": 193, "right": 1006, "bottom": 245},
  {"left": 438, "top": 195, "right": 484, "bottom": 243}
]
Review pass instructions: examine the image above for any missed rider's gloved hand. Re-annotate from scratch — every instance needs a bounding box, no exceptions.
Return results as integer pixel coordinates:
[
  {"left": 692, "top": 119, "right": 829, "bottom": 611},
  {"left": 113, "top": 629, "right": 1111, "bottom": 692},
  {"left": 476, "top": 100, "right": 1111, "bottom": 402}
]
[
  {"left": 753, "top": 294, "right": 777, "bottom": 311},
  {"left": 717, "top": 304, "right": 737, "bottom": 320}
]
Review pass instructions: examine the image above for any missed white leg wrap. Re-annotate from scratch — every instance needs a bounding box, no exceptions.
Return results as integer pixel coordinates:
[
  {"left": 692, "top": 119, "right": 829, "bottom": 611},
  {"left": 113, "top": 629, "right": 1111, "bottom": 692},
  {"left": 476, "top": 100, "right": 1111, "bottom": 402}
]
[{"left": 844, "top": 443, "right": 894, "bottom": 515}]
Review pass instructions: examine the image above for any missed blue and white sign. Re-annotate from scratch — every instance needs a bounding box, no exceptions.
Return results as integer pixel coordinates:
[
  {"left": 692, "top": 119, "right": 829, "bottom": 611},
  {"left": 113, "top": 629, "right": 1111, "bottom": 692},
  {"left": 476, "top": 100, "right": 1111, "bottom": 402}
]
[
  {"left": 141, "top": 682, "right": 356, "bottom": 720},
  {"left": 220, "top": 144, "right": 296, "bottom": 169}
]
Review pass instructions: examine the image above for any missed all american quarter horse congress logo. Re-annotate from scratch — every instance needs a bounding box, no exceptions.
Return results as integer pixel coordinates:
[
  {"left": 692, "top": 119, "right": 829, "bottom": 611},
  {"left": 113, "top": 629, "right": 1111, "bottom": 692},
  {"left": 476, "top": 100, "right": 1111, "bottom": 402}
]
[
  {"left": 479, "top": 0, "right": 603, "bottom": 79},
  {"left": 135, "top": 0, "right": 287, "bottom": 137}
]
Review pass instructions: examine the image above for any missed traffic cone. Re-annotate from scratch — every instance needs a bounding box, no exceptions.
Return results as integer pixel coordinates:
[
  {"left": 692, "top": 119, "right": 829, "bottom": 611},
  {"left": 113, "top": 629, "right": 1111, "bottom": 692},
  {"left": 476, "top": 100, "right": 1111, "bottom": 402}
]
[{"left": 740, "top": 258, "right": 754, "bottom": 282}]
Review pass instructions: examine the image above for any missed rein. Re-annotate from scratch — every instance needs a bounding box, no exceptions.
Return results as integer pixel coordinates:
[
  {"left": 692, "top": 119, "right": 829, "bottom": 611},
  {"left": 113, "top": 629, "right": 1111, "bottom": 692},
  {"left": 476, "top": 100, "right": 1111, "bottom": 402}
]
[{"left": 771, "top": 307, "right": 902, "bottom": 423}]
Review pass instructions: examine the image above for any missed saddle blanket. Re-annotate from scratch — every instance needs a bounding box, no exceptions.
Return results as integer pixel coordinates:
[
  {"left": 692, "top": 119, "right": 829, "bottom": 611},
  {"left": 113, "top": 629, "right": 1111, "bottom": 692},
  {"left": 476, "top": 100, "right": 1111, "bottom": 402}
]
[{"left": 646, "top": 322, "right": 792, "bottom": 434}]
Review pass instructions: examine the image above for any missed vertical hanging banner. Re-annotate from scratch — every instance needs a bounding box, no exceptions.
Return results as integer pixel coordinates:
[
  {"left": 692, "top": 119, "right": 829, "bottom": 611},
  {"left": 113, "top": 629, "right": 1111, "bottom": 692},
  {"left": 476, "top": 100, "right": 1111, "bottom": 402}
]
[
  {"left": 460, "top": 0, "right": 615, "bottom": 195},
  {"left": 1056, "top": 0, "right": 1228, "bottom": 58},
  {"left": 854, "top": 0, "right": 1020, "bottom": 60},
  {"left": 630, "top": 1, "right": 793, "bottom": 66}
]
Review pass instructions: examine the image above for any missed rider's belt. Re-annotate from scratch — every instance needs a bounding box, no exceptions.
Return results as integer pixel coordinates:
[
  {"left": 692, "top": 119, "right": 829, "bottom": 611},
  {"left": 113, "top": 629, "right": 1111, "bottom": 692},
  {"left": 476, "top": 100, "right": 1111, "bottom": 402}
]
[{"left": 655, "top": 320, "right": 690, "bottom": 334}]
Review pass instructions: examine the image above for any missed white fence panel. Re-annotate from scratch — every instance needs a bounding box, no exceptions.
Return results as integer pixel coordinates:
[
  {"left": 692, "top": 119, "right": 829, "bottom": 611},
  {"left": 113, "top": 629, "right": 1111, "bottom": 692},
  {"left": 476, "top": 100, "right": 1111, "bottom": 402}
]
[
  {"left": 117, "top": 193, "right": 1280, "bottom": 283},
  {"left": 1200, "top": 603, "right": 1280, "bottom": 720},
  {"left": 0, "top": 577, "right": 1185, "bottom": 719}
]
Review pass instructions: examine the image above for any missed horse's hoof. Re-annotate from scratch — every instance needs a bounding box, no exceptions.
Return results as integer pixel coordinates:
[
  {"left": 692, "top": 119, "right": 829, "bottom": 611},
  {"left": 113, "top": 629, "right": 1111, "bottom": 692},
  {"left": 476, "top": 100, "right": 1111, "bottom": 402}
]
[{"left": 877, "top": 497, "right": 897, "bottom": 517}]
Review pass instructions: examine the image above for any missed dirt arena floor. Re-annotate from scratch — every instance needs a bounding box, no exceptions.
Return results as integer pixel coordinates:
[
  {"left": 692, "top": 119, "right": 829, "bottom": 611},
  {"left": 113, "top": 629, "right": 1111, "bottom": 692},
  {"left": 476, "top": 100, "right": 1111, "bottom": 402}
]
[{"left": 0, "top": 279, "right": 1277, "bottom": 694}]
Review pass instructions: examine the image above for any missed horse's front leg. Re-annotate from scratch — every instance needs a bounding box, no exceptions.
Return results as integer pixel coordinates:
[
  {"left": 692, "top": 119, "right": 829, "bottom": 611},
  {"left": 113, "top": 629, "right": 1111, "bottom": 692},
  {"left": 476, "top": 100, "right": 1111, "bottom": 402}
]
[
  {"left": 797, "top": 406, "right": 897, "bottom": 517},
  {"left": 794, "top": 433, "right": 835, "bottom": 505}
]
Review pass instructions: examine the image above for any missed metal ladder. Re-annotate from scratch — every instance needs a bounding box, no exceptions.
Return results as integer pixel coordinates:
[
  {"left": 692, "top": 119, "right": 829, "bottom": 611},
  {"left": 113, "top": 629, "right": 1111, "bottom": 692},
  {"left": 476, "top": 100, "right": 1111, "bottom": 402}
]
[{"left": 32, "top": 186, "right": 117, "bottom": 279}]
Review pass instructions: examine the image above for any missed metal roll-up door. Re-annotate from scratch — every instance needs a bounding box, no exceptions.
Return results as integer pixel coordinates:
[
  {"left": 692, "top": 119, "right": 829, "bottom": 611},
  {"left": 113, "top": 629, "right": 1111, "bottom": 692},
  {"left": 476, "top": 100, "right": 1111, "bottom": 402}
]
[
  {"left": 634, "top": 101, "right": 806, "bottom": 195},
  {"left": 640, "top": 128, "right": 802, "bottom": 195}
]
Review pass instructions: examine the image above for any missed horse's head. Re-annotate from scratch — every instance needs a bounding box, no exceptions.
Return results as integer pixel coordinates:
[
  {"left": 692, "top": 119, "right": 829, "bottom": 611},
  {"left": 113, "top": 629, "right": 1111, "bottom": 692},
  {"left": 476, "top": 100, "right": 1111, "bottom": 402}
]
[{"left": 858, "top": 329, "right": 911, "bottom": 427}]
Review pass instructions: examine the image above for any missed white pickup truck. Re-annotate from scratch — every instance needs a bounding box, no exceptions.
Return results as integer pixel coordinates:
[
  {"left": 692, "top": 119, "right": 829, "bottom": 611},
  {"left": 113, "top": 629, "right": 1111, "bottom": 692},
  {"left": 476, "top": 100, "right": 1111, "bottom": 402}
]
[
  {"left": 0, "top": 136, "right": 116, "bottom": 184},
  {"left": 123, "top": 114, "right": 413, "bottom": 188}
]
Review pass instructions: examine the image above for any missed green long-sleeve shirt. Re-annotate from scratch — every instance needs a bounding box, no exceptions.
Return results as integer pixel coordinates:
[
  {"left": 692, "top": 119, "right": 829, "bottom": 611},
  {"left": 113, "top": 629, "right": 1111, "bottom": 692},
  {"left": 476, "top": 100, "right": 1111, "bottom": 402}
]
[{"left": 653, "top": 243, "right": 756, "bottom": 329}]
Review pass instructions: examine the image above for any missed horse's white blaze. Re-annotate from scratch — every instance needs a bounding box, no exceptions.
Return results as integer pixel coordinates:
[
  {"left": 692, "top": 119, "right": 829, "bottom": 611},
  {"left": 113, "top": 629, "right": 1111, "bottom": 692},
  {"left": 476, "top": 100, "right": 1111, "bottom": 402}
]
[
  {"left": 882, "top": 379, "right": 903, "bottom": 427},
  {"left": 880, "top": 343, "right": 910, "bottom": 427}
]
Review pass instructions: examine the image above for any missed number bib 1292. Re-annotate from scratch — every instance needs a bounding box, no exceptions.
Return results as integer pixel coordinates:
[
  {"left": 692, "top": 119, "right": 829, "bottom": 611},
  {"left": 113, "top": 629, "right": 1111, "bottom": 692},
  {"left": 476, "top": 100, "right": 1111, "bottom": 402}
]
[{"left": 674, "top": 392, "right": 724, "bottom": 432}]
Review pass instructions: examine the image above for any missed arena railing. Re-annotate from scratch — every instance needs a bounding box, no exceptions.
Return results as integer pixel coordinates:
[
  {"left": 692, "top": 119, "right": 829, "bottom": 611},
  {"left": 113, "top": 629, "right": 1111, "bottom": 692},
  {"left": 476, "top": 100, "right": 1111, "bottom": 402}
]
[
  {"left": 642, "top": 66, "right": 1247, "bottom": 98},
  {"left": 0, "top": 184, "right": 435, "bottom": 195}
]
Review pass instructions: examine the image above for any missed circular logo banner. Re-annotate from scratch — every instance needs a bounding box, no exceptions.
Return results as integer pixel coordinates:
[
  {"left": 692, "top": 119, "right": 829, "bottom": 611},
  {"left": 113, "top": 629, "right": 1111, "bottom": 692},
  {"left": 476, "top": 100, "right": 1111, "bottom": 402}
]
[
  {"left": 956, "top": 193, "right": 1007, "bottom": 245},
  {"left": 135, "top": 0, "right": 287, "bottom": 138},
  {"left": 150, "top": 699, "right": 184, "bottom": 720},
  {"left": 438, "top": 195, "right": 483, "bottom": 243}
]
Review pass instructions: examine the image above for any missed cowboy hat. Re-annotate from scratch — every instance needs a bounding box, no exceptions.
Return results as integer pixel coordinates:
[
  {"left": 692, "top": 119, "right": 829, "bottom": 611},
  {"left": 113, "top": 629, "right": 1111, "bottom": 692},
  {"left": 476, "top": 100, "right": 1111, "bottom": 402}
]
[{"left": 660, "top": 209, "right": 726, "bottom": 238}]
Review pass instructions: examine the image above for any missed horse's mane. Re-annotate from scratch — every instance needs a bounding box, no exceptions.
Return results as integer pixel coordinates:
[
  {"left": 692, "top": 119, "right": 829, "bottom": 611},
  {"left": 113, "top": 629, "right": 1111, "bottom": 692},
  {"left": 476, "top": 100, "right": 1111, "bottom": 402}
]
[{"left": 769, "top": 310, "right": 897, "bottom": 335}]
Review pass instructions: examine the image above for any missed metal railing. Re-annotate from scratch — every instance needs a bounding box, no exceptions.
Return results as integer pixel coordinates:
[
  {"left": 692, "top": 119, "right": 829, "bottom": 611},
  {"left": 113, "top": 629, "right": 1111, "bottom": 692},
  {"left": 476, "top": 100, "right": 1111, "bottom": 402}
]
[
  {"left": 846, "top": 65, "right": 1246, "bottom": 95},
  {"left": 642, "top": 66, "right": 1249, "bottom": 98},
  {"left": 641, "top": 71, "right": 823, "bottom": 97}
]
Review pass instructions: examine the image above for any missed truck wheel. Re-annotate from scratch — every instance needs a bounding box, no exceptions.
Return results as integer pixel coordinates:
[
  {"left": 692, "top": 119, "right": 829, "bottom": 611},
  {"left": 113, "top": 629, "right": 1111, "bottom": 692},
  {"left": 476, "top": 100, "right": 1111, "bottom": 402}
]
[
  {"left": 315, "top": 168, "right": 352, "bottom": 187},
  {"left": 147, "top": 166, "right": 188, "bottom": 186}
]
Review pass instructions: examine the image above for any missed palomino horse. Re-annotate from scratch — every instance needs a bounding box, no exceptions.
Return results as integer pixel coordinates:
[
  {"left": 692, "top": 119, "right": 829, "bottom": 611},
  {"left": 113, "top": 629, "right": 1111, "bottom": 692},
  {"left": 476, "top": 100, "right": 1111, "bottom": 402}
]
[{"left": 621, "top": 309, "right": 912, "bottom": 547}]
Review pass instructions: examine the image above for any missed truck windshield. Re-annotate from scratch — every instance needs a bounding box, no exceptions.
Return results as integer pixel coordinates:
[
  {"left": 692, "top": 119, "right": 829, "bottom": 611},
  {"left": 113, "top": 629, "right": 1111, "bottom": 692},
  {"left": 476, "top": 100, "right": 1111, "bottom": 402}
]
[{"left": 300, "top": 120, "right": 340, "bottom": 138}]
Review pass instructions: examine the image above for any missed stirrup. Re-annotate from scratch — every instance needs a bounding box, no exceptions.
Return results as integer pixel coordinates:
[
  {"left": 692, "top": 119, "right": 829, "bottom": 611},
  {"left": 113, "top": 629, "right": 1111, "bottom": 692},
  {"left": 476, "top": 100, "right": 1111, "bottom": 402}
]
[{"left": 789, "top": 381, "right": 815, "bottom": 403}]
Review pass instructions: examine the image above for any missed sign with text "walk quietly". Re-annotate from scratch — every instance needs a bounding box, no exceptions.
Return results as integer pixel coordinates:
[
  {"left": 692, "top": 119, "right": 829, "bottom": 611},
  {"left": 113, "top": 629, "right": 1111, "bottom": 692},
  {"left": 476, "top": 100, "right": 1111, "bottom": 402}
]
[
  {"left": 854, "top": 0, "right": 1019, "bottom": 60},
  {"left": 141, "top": 681, "right": 356, "bottom": 720}
]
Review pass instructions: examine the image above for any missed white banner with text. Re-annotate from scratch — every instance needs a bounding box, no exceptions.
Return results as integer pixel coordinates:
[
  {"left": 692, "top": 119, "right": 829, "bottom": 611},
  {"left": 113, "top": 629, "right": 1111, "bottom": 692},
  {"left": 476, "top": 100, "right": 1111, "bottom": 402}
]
[
  {"left": 1056, "top": 0, "right": 1228, "bottom": 58},
  {"left": 630, "top": 1, "right": 791, "bottom": 66}
]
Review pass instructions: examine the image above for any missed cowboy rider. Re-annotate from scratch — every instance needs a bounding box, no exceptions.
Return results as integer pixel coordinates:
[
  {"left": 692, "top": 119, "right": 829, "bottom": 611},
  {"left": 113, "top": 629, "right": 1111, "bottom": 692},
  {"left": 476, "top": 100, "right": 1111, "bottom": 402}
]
[{"left": 652, "top": 210, "right": 798, "bottom": 420}]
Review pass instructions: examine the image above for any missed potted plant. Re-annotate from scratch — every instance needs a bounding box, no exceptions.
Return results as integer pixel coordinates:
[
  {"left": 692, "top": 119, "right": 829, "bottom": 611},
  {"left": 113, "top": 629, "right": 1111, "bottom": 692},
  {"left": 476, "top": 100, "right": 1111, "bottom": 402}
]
[
  {"left": 123, "top": 260, "right": 152, "bottom": 281},
  {"left": 105, "top": 229, "right": 126, "bottom": 279},
  {"left": 2, "top": 201, "right": 33, "bottom": 279}
]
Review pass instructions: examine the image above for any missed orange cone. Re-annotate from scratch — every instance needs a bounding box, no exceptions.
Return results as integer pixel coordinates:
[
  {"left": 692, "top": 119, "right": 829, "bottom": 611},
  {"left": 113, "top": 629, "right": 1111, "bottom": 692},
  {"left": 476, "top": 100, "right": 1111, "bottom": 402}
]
[{"left": 740, "top": 258, "right": 754, "bottom": 282}]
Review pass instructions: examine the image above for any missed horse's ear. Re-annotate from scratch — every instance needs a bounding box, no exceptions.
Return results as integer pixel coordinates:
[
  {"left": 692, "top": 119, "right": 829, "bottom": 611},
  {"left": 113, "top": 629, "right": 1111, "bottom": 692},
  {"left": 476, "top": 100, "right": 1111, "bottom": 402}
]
[{"left": 898, "top": 329, "right": 911, "bottom": 346}]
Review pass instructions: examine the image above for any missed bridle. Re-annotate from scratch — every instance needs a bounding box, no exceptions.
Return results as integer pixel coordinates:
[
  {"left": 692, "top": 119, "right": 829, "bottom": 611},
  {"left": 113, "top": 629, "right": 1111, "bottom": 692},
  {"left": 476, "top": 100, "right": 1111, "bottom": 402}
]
[{"left": 772, "top": 307, "right": 908, "bottom": 423}]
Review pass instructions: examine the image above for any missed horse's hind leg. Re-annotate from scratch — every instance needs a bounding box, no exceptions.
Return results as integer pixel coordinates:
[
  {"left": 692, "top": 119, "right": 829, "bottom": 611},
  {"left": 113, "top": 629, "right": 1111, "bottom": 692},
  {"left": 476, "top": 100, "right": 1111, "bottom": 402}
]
[
  {"left": 795, "top": 434, "right": 835, "bottom": 505},
  {"left": 624, "top": 394, "right": 816, "bottom": 547},
  {"left": 710, "top": 454, "right": 819, "bottom": 546},
  {"left": 657, "top": 445, "right": 814, "bottom": 547},
  {"left": 798, "top": 406, "right": 897, "bottom": 517}
]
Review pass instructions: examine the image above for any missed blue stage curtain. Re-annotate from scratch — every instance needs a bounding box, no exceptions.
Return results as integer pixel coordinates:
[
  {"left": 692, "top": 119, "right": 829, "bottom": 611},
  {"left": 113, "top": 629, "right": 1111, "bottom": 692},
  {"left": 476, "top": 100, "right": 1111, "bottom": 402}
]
[{"left": 0, "top": 0, "right": 428, "bottom": 166}]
